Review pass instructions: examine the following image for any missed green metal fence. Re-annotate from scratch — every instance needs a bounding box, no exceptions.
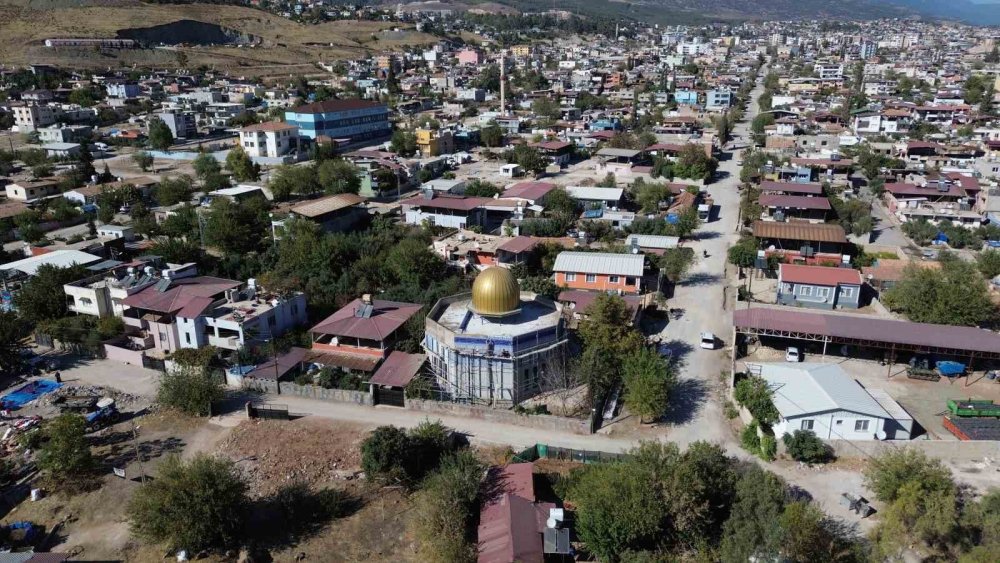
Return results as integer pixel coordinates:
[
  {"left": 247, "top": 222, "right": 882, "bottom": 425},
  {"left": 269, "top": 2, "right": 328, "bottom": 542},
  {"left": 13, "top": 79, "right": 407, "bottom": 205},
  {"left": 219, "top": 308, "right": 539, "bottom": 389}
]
[{"left": 513, "top": 443, "right": 628, "bottom": 464}]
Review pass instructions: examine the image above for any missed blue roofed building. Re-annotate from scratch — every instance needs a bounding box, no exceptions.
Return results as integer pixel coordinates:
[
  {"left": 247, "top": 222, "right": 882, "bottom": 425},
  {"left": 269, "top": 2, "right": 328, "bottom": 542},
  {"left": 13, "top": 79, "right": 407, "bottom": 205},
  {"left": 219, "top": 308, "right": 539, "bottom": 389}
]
[{"left": 284, "top": 98, "right": 391, "bottom": 142}]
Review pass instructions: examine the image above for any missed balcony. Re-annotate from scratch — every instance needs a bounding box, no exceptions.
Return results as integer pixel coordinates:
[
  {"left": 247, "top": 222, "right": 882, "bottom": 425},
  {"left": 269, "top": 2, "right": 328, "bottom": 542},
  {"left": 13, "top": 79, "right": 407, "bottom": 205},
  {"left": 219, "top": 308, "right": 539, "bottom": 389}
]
[{"left": 208, "top": 334, "right": 241, "bottom": 350}]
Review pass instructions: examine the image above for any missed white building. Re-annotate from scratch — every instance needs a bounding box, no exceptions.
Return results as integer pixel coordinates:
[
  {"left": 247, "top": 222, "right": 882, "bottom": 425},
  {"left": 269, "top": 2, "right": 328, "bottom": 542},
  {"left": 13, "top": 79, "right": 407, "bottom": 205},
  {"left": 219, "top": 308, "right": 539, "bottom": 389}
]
[
  {"left": 752, "top": 362, "right": 913, "bottom": 441},
  {"left": 12, "top": 104, "right": 57, "bottom": 132},
  {"left": 237, "top": 121, "right": 299, "bottom": 158}
]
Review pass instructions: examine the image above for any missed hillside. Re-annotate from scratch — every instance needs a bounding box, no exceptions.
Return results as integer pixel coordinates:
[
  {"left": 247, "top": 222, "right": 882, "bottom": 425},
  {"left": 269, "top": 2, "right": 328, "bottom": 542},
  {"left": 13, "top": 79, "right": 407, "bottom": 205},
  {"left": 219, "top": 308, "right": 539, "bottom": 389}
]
[{"left": 0, "top": 1, "right": 442, "bottom": 76}]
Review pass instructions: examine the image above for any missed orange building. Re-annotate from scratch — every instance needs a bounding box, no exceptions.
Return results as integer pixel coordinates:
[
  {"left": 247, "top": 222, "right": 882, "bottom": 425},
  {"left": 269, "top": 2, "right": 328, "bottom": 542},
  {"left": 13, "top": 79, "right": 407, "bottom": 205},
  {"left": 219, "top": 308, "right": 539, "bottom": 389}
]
[{"left": 552, "top": 252, "right": 647, "bottom": 294}]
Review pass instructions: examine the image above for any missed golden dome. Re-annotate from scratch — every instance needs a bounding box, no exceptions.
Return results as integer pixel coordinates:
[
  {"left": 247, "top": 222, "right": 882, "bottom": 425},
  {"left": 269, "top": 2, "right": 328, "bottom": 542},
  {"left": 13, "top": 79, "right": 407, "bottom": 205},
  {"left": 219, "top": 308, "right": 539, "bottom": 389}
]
[{"left": 470, "top": 267, "right": 521, "bottom": 317}]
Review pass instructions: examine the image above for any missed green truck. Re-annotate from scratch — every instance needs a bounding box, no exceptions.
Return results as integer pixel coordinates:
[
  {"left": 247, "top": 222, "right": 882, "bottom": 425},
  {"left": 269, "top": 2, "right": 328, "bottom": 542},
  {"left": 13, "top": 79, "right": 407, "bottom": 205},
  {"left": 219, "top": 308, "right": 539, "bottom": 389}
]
[{"left": 947, "top": 399, "right": 1000, "bottom": 418}]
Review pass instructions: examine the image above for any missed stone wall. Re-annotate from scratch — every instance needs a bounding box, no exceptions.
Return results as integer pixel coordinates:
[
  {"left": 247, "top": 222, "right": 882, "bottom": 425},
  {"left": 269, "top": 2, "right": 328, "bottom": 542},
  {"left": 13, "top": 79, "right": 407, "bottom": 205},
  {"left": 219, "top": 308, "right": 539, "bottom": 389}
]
[
  {"left": 829, "top": 438, "right": 1000, "bottom": 461},
  {"left": 276, "top": 381, "right": 372, "bottom": 406}
]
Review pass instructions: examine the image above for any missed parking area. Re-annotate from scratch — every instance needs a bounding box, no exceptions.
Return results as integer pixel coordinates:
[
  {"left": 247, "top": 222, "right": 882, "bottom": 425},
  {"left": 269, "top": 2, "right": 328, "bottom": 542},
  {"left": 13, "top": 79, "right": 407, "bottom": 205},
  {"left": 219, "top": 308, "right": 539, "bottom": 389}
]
[{"left": 738, "top": 345, "right": 1000, "bottom": 441}]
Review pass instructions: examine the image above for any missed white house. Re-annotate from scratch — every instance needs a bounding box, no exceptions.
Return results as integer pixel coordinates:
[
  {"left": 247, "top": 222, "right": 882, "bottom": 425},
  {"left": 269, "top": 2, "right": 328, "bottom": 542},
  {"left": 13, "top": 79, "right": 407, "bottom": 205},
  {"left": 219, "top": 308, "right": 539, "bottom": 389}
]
[
  {"left": 752, "top": 362, "right": 912, "bottom": 441},
  {"left": 238, "top": 121, "right": 298, "bottom": 159}
]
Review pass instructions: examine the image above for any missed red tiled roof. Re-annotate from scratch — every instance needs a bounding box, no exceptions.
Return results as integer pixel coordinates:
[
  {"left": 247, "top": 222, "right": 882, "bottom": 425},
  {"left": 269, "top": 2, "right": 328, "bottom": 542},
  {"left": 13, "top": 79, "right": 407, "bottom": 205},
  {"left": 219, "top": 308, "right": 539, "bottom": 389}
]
[
  {"left": 529, "top": 140, "right": 571, "bottom": 151},
  {"left": 477, "top": 463, "right": 549, "bottom": 563},
  {"left": 369, "top": 351, "right": 425, "bottom": 387},
  {"left": 121, "top": 276, "right": 240, "bottom": 315},
  {"left": 310, "top": 298, "right": 422, "bottom": 341},
  {"left": 780, "top": 263, "right": 862, "bottom": 286},
  {"left": 758, "top": 194, "right": 832, "bottom": 210}
]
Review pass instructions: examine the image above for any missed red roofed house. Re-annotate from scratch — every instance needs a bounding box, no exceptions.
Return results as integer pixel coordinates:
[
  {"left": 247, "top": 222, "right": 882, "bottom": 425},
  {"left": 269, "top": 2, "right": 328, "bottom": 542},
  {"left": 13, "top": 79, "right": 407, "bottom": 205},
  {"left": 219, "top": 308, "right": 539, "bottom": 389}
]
[
  {"left": 758, "top": 193, "right": 832, "bottom": 223},
  {"left": 308, "top": 295, "right": 422, "bottom": 375},
  {"left": 777, "top": 263, "right": 863, "bottom": 310},
  {"left": 367, "top": 350, "right": 427, "bottom": 407},
  {"left": 117, "top": 276, "right": 307, "bottom": 359},
  {"left": 402, "top": 192, "right": 488, "bottom": 230},
  {"left": 501, "top": 181, "right": 557, "bottom": 205},
  {"left": 528, "top": 140, "right": 573, "bottom": 165},
  {"left": 478, "top": 463, "right": 565, "bottom": 563}
]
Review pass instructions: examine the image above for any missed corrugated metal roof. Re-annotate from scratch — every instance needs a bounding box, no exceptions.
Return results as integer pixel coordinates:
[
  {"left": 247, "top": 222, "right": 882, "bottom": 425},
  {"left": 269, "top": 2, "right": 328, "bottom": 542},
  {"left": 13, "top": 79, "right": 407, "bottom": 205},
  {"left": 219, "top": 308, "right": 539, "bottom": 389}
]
[
  {"left": 565, "top": 186, "right": 624, "bottom": 201},
  {"left": 291, "top": 193, "right": 365, "bottom": 218},
  {"left": 734, "top": 308, "right": 1000, "bottom": 355},
  {"left": 758, "top": 194, "right": 832, "bottom": 210},
  {"left": 553, "top": 252, "right": 645, "bottom": 277},
  {"left": 625, "top": 234, "right": 680, "bottom": 250},
  {"left": 756, "top": 363, "right": 890, "bottom": 419},
  {"left": 752, "top": 221, "right": 847, "bottom": 243},
  {"left": 0, "top": 249, "right": 102, "bottom": 276},
  {"left": 369, "top": 351, "right": 425, "bottom": 387}
]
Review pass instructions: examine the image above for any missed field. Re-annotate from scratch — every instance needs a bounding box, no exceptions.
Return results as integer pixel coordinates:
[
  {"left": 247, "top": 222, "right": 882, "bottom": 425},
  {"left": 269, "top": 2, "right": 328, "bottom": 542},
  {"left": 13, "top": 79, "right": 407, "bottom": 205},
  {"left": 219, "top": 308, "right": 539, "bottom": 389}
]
[{"left": 0, "top": 1, "right": 443, "bottom": 75}]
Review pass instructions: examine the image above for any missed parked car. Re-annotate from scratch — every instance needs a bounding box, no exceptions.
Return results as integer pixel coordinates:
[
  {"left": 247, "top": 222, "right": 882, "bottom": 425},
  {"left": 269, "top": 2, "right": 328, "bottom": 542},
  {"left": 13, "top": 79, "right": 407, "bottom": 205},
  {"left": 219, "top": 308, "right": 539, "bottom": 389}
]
[
  {"left": 786, "top": 346, "right": 802, "bottom": 362},
  {"left": 700, "top": 332, "right": 717, "bottom": 350}
]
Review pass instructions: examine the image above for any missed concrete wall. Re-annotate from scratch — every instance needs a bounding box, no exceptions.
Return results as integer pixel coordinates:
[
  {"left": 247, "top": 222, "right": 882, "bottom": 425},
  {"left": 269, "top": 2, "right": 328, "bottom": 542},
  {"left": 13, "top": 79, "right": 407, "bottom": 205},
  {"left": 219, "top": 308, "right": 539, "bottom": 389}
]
[
  {"left": 103, "top": 342, "right": 145, "bottom": 365},
  {"left": 829, "top": 439, "right": 1000, "bottom": 460},
  {"left": 404, "top": 398, "right": 591, "bottom": 435}
]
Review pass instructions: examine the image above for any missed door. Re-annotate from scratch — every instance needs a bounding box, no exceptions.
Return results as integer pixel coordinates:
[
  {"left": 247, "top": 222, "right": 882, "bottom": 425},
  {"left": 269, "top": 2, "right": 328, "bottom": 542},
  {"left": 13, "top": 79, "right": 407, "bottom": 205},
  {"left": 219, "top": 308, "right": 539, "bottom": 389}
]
[{"left": 374, "top": 386, "right": 405, "bottom": 407}]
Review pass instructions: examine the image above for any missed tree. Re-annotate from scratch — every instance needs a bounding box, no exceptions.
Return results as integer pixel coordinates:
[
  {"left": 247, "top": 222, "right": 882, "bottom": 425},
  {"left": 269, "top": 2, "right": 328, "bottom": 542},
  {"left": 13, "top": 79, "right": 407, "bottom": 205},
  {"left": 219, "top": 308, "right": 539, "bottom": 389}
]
[
  {"left": 414, "top": 450, "right": 484, "bottom": 562},
  {"left": 883, "top": 259, "right": 995, "bottom": 326},
  {"left": 225, "top": 145, "right": 259, "bottom": 182},
  {"left": 864, "top": 448, "right": 954, "bottom": 503},
  {"left": 156, "top": 365, "right": 225, "bottom": 416},
  {"left": 203, "top": 198, "right": 270, "bottom": 254},
  {"left": 569, "top": 460, "right": 666, "bottom": 561},
  {"left": 720, "top": 467, "right": 786, "bottom": 563},
  {"left": 779, "top": 501, "right": 845, "bottom": 562},
  {"left": 502, "top": 145, "right": 547, "bottom": 173},
  {"left": 268, "top": 164, "right": 317, "bottom": 201},
  {"left": 622, "top": 347, "right": 675, "bottom": 423},
  {"left": 480, "top": 122, "right": 504, "bottom": 148},
  {"left": 462, "top": 179, "right": 502, "bottom": 198},
  {"left": 68, "top": 88, "right": 97, "bottom": 107},
  {"left": 728, "top": 236, "right": 759, "bottom": 269},
  {"left": 37, "top": 414, "right": 94, "bottom": 484},
  {"left": 977, "top": 249, "right": 1000, "bottom": 280},
  {"left": 0, "top": 311, "right": 30, "bottom": 374},
  {"left": 316, "top": 159, "right": 360, "bottom": 194},
  {"left": 577, "top": 294, "right": 645, "bottom": 395},
  {"left": 390, "top": 130, "right": 417, "bottom": 156},
  {"left": 750, "top": 113, "right": 775, "bottom": 144},
  {"left": 782, "top": 430, "right": 832, "bottom": 463},
  {"left": 633, "top": 179, "right": 668, "bottom": 213},
  {"left": 133, "top": 150, "right": 154, "bottom": 172},
  {"left": 673, "top": 144, "right": 718, "bottom": 182},
  {"left": 14, "top": 264, "right": 87, "bottom": 323},
  {"left": 147, "top": 117, "right": 174, "bottom": 151},
  {"left": 734, "top": 375, "right": 779, "bottom": 425},
  {"left": 519, "top": 275, "right": 559, "bottom": 299},
  {"left": 659, "top": 247, "right": 695, "bottom": 284},
  {"left": 154, "top": 176, "right": 193, "bottom": 207},
  {"left": 901, "top": 219, "right": 939, "bottom": 246},
  {"left": 531, "top": 97, "right": 560, "bottom": 122},
  {"left": 128, "top": 454, "right": 248, "bottom": 551},
  {"left": 360, "top": 425, "right": 411, "bottom": 484},
  {"left": 192, "top": 152, "right": 222, "bottom": 183}
]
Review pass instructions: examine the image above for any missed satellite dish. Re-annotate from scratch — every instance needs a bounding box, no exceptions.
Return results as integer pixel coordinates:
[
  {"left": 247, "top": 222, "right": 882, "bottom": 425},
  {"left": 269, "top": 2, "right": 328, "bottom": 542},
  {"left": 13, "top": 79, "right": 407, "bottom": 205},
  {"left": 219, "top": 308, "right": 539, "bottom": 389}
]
[{"left": 875, "top": 430, "right": 887, "bottom": 441}]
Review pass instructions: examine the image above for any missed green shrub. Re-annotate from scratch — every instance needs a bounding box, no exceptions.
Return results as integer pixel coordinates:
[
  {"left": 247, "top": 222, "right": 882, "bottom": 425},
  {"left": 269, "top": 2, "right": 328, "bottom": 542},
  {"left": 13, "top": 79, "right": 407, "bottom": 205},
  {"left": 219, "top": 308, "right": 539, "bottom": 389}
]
[
  {"left": 157, "top": 366, "right": 225, "bottom": 416},
  {"left": 759, "top": 434, "right": 777, "bottom": 461},
  {"left": 782, "top": 430, "right": 832, "bottom": 463},
  {"left": 740, "top": 421, "right": 761, "bottom": 454}
]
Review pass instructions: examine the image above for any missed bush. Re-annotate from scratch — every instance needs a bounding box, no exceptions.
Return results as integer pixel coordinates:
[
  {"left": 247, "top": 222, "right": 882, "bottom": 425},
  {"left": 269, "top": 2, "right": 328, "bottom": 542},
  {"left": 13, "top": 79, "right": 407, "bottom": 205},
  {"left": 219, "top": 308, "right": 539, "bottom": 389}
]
[
  {"left": 157, "top": 366, "right": 225, "bottom": 416},
  {"left": 37, "top": 414, "right": 94, "bottom": 486},
  {"left": 360, "top": 422, "right": 458, "bottom": 486},
  {"left": 128, "top": 454, "right": 248, "bottom": 551},
  {"left": 734, "top": 375, "right": 779, "bottom": 425},
  {"left": 782, "top": 430, "right": 832, "bottom": 463},
  {"left": 413, "top": 450, "right": 484, "bottom": 562},
  {"left": 759, "top": 434, "right": 777, "bottom": 461},
  {"left": 741, "top": 421, "right": 761, "bottom": 454}
]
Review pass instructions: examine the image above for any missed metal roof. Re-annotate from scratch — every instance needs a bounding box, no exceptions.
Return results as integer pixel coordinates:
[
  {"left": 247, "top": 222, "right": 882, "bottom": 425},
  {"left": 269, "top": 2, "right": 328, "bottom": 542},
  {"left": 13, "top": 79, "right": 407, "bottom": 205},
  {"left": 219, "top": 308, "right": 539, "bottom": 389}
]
[
  {"left": 565, "top": 186, "right": 624, "bottom": 201},
  {"left": 0, "top": 250, "right": 102, "bottom": 276},
  {"left": 755, "top": 362, "right": 891, "bottom": 419},
  {"left": 291, "top": 193, "right": 365, "bottom": 218},
  {"left": 625, "top": 234, "right": 680, "bottom": 250},
  {"left": 752, "top": 221, "right": 847, "bottom": 243},
  {"left": 758, "top": 194, "right": 832, "bottom": 210},
  {"left": 553, "top": 251, "right": 645, "bottom": 277},
  {"left": 734, "top": 307, "right": 1000, "bottom": 356},
  {"left": 596, "top": 147, "right": 641, "bottom": 158},
  {"left": 369, "top": 351, "right": 426, "bottom": 388}
]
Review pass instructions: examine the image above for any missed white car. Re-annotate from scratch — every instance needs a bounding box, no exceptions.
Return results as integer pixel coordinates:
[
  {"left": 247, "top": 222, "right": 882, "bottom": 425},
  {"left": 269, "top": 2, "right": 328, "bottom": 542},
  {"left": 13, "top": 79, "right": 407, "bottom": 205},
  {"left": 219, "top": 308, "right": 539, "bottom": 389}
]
[
  {"left": 700, "top": 332, "right": 717, "bottom": 350},
  {"left": 786, "top": 347, "right": 802, "bottom": 362}
]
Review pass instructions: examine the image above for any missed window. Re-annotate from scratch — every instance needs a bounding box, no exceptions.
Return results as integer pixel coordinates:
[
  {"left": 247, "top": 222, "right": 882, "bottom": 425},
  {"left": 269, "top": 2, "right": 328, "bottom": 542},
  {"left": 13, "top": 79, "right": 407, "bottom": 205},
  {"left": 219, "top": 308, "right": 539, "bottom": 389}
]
[
  {"left": 625, "top": 277, "right": 636, "bottom": 286},
  {"left": 801, "top": 419, "right": 814, "bottom": 430},
  {"left": 609, "top": 275, "right": 620, "bottom": 284},
  {"left": 585, "top": 274, "right": 597, "bottom": 283},
  {"left": 185, "top": 333, "right": 191, "bottom": 345},
  {"left": 799, "top": 286, "right": 813, "bottom": 296},
  {"left": 565, "top": 273, "right": 576, "bottom": 282},
  {"left": 855, "top": 420, "right": 870, "bottom": 432},
  {"left": 841, "top": 287, "right": 855, "bottom": 298},
  {"left": 817, "top": 287, "right": 829, "bottom": 298}
]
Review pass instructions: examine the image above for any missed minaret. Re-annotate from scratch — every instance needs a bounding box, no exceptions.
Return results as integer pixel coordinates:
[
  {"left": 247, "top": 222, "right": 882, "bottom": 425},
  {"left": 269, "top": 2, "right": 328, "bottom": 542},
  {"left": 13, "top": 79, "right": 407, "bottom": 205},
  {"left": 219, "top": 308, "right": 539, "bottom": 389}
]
[{"left": 500, "top": 54, "right": 506, "bottom": 115}]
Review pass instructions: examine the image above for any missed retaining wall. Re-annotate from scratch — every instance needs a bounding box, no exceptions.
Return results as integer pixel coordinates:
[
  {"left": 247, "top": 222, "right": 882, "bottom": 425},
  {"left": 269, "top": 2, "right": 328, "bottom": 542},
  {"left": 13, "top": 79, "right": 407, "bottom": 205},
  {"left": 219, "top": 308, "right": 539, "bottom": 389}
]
[
  {"left": 276, "top": 381, "right": 372, "bottom": 406},
  {"left": 828, "top": 438, "right": 1000, "bottom": 460},
  {"left": 404, "top": 398, "right": 591, "bottom": 435}
]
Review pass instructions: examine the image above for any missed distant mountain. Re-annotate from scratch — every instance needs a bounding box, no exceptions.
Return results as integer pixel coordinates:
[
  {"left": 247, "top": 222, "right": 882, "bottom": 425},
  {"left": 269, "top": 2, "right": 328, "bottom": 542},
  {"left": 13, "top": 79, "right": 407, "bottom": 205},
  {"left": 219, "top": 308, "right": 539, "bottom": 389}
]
[{"left": 880, "top": 0, "right": 1000, "bottom": 25}]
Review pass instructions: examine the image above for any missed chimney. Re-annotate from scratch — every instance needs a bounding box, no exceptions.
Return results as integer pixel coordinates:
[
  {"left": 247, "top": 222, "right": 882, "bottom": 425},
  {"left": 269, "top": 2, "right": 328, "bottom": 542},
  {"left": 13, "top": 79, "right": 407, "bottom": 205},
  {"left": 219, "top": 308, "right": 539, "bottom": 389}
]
[{"left": 362, "top": 293, "right": 372, "bottom": 305}]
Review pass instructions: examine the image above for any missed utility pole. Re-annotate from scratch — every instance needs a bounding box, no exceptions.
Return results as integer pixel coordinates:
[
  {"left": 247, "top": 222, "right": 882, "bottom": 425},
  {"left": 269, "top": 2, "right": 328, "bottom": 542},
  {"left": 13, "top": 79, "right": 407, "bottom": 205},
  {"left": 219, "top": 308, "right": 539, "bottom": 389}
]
[{"left": 130, "top": 420, "right": 147, "bottom": 484}]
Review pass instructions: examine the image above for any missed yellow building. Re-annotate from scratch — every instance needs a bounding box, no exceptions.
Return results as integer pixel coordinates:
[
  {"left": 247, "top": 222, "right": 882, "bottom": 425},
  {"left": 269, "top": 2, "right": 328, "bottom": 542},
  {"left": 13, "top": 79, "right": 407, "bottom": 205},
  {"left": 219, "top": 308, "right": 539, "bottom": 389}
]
[
  {"left": 511, "top": 45, "right": 531, "bottom": 58},
  {"left": 415, "top": 128, "right": 454, "bottom": 157}
]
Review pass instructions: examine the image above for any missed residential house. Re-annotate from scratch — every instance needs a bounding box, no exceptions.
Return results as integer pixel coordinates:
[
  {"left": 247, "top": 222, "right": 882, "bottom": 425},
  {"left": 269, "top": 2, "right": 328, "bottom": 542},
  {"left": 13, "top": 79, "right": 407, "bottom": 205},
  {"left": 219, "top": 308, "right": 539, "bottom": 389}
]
[
  {"left": 752, "top": 221, "right": 849, "bottom": 265},
  {"left": 529, "top": 140, "right": 574, "bottom": 166},
  {"left": 757, "top": 193, "right": 832, "bottom": 223},
  {"left": 751, "top": 363, "right": 912, "bottom": 440},
  {"left": 157, "top": 110, "right": 197, "bottom": 139},
  {"left": 272, "top": 193, "right": 368, "bottom": 237},
  {"left": 565, "top": 186, "right": 624, "bottom": 209},
  {"left": 624, "top": 234, "right": 680, "bottom": 255},
  {"left": 402, "top": 192, "right": 487, "bottom": 230},
  {"left": 553, "top": 251, "right": 646, "bottom": 294},
  {"left": 777, "top": 264, "right": 862, "bottom": 310},
  {"left": 308, "top": 296, "right": 423, "bottom": 375},
  {"left": 12, "top": 103, "right": 57, "bottom": 132},
  {"left": 477, "top": 463, "right": 567, "bottom": 563},
  {"left": 5, "top": 179, "right": 61, "bottom": 202},
  {"left": 415, "top": 128, "right": 455, "bottom": 157},
  {"left": 238, "top": 121, "right": 299, "bottom": 159},
  {"left": 38, "top": 124, "right": 92, "bottom": 144}
]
